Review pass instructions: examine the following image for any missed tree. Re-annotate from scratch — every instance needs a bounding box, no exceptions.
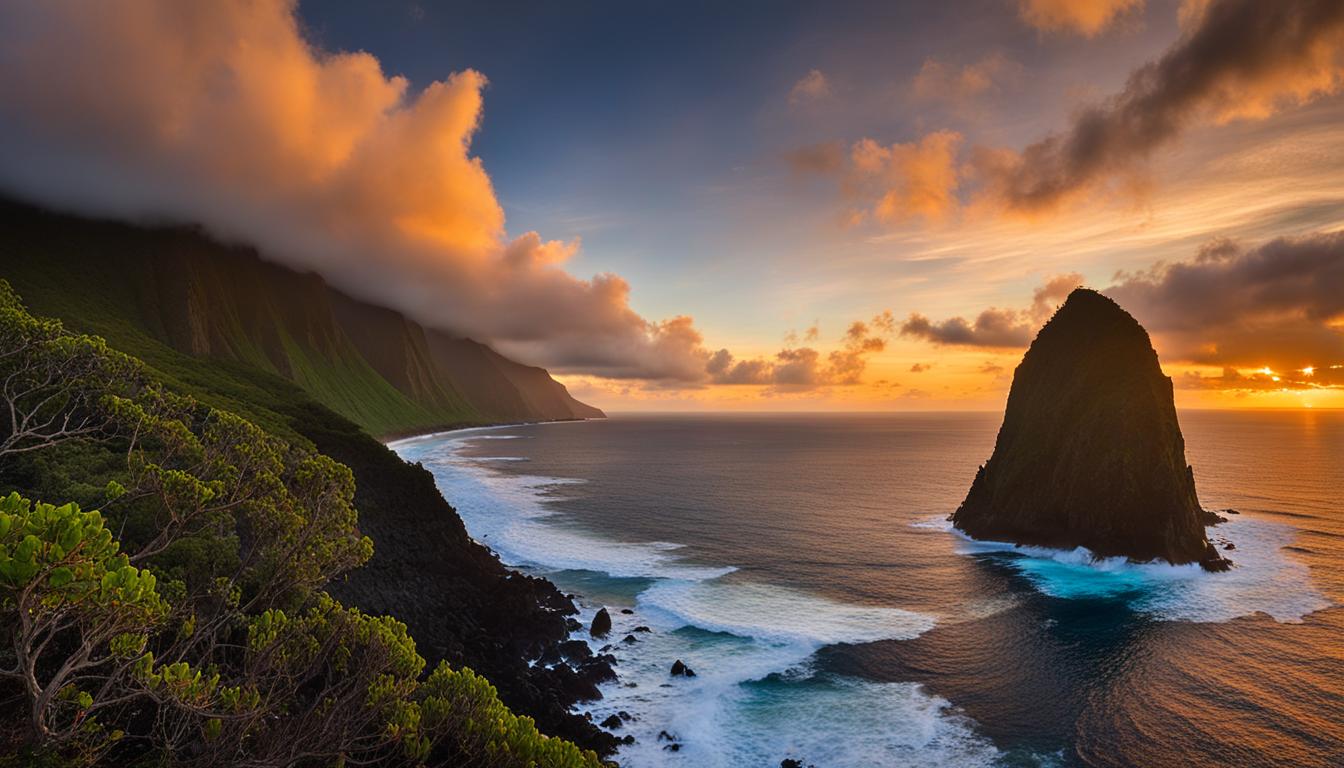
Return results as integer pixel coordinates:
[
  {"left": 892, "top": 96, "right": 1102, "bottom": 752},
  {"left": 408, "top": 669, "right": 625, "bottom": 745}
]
[
  {"left": 0, "top": 492, "right": 166, "bottom": 755},
  {"left": 0, "top": 282, "right": 139, "bottom": 459},
  {"left": 0, "top": 283, "right": 603, "bottom": 767}
]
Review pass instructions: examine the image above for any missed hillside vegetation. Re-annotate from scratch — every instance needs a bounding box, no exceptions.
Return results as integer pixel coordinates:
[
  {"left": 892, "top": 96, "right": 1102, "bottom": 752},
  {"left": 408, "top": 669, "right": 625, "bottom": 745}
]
[
  {"left": 0, "top": 199, "right": 602, "bottom": 439},
  {"left": 0, "top": 282, "right": 608, "bottom": 766}
]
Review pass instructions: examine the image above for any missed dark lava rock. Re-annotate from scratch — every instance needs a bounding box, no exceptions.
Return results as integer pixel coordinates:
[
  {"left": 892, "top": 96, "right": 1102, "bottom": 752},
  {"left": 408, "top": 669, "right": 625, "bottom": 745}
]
[
  {"left": 590, "top": 608, "right": 612, "bottom": 637},
  {"left": 633, "top": 625, "right": 652, "bottom": 633},
  {"left": 622, "top": 634, "right": 638, "bottom": 644},
  {"left": 1200, "top": 508, "right": 1229, "bottom": 526},
  {"left": 620, "top": 608, "right": 635, "bottom": 614},
  {"left": 664, "top": 744, "right": 681, "bottom": 752},
  {"left": 1224, "top": 541, "right": 1236, "bottom": 551},
  {"left": 619, "top": 710, "right": 633, "bottom": 721},
  {"left": 600, "top": 714, "right": 623, "bottom": 729},
  {"left": 548, "top": 664, "right": 603, "bottom": 703},
  {"left": 558, "top": 639, "right": 592, "bottom": 663},
  {"left": 583, "top": 654, "right": 619, "bottom": 679},
  {"left": 621, "top": 735, "right": 635, "bottom": 745},
  {"left": 951, "top": 289, "right": 1231, "bottom": 572},
  {"left": 670, "top": 659, "right": 697, "bottom": 677}
]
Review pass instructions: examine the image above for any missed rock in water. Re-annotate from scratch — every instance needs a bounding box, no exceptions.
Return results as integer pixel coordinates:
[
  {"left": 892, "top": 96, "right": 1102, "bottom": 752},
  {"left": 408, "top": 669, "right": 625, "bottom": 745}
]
[
  {"left": 590, "top": 608, "right": 612, "bottom": 637},
  {"left": 951, "top": 289, "right": 1230, "bottom": 571}
]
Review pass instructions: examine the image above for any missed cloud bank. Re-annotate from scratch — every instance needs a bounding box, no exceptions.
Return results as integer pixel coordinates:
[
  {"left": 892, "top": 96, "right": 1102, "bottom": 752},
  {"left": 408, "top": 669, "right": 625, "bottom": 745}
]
[
  {"left": 1106, "top": 232, "right": 1344, "bottom": 371},
  {"left": 902, "top": 234, "right": 1344, "bottom": 392},
  {"left": 797, "top": 0, "right": 1344, "bottom": 223},
  {"left": 899, "top": 273, "right": 1082, "bottom": 348},
  {"left": 707, "top": 313, "right": 895, "bottom": 390},
  {"left": 0, "top": 0, "right": 713, "bottom": 380},
  {"left": 985, "top": 0, "right": 1344, "bottom": 212}
]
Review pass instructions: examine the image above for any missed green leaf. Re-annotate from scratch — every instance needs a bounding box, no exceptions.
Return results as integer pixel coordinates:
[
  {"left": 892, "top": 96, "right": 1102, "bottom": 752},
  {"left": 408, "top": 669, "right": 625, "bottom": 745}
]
[{"left": 49, "top": 566, "right": 74, "bottom": 587}]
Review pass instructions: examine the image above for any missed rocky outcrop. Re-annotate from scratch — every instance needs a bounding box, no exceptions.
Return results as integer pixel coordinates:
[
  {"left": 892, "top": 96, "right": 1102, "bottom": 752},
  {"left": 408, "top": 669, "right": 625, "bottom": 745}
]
[
  {"left": 952, "top": 288, "right": 1230, "bottom": 571},
  {"left": 590, "top": 608, "right": 612, "bottom": 637}
]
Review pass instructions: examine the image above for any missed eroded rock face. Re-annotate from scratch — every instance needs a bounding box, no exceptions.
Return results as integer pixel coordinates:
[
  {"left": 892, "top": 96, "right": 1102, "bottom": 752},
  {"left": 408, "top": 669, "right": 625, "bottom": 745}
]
[{"left": 951, "top": 289, "right": 1229, "bottom": 571}]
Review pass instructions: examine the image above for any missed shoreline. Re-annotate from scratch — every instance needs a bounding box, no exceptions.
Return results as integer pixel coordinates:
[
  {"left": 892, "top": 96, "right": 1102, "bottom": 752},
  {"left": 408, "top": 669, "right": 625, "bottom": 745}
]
[{"left": 380, "top": 415, "right": 603, "bottom": 446}]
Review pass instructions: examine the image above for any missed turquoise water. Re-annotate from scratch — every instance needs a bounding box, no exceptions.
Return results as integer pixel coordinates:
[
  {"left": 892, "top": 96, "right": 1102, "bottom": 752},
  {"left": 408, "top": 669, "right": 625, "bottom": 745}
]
[{"left": 392, "top": 412, "right": 1344, "bottom": 767}]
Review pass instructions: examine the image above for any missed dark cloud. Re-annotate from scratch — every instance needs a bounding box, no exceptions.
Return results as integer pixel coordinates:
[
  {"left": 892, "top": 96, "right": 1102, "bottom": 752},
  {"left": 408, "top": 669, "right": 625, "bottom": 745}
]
[
  {"left": 983, "top": 0, "right": 1344, "bottom": 212},
  {"left": 786, "top": 142, "right": 846, "bottom": 175},
  {"left": 1104, "top": 231, "right": 1344, "bottom": 371},
  {"left": 902, "top": 233, "right": 1344, "bottom": 393},
  {"left": 899, "top": 307, "right": 1034, "bottom": 349}
]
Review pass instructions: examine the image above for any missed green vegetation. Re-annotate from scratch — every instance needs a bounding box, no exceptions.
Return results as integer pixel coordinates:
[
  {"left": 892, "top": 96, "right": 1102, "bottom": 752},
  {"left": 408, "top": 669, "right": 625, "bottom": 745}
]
[
  {"left": 0, "top": 202, "right": 480, "bottom": 438},
  {"left": 0, "top": 282, "right": 604, "bottom": 767}
]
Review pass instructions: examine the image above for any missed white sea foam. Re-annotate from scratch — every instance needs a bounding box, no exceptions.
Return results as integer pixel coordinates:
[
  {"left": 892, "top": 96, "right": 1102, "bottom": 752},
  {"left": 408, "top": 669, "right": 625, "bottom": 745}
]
[
  {"left": 571, "top": 598, "right": 996, "bottom": 768},
  {"left": 637, "top": 579, "right": 935, "bottom": 645},
  {"left": 924, "top": 517, "right": 1332, "bottom": 623},
  {"left": 392, "top": 429, "right": 1002, "bottom": 767}
]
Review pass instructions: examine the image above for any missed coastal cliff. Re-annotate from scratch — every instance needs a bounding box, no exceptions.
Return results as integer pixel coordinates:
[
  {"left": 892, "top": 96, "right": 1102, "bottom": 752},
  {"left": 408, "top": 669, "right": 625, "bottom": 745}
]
[
  {"left": 0, "top": 198, "right": 603, "bottom": 438},
  {"left": 952, "top": 288, "right": 1230, "bottom": 571}
]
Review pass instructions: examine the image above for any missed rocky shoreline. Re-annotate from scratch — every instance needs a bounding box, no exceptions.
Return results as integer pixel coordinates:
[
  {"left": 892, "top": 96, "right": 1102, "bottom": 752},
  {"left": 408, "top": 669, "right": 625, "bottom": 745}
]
[{"left": 304, "top": 417, "right": 624, "bottom": 755}]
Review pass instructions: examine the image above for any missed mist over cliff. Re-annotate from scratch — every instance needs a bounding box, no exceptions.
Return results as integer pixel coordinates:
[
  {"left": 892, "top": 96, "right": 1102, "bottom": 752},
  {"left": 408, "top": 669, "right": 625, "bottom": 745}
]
[{"left": 0, "top": 198, "right": 602, "bottom": 437}]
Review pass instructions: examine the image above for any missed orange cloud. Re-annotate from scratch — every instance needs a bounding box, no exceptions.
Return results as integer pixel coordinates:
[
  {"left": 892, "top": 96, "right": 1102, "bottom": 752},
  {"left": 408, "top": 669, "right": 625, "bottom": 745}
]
[
  {"left": 789, "top": 131, "right": 964, "bottom": 224},
  {"left": 1016, "top": 0, "right": 1144, "bottom": 37},
  {"left": 707, "top": 312, "right": 895, "bottom": 390},
  {"left": 850, "top": 131, "right": 964, "bottom": 223},
  {"left": 789, "top": 69, "right": 832, "bottom": 105},
  {"left": 0, "top": 0, "right": 714, "bottom": 381}
]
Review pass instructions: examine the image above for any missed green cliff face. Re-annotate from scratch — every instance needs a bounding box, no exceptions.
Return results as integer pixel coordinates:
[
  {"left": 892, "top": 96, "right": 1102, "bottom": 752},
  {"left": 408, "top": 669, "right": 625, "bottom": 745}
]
[
  {"left": 0, "top": 199, "right": 603, "bottom": 438},
  {"left": 952, "top": 288, "right": 1229, "bottom": 570}
]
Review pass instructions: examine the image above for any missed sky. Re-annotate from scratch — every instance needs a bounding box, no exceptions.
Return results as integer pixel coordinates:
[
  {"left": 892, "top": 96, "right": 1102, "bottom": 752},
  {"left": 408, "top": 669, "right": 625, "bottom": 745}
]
[{"left": 0, "top": 0, "right": 1341, "bottom": 411}]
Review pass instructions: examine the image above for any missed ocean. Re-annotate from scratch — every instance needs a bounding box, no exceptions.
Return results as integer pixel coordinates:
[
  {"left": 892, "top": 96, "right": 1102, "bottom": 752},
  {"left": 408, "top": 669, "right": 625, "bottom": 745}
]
[{"left": 391, "top": 411, "right": 1344, "bottom": 767}]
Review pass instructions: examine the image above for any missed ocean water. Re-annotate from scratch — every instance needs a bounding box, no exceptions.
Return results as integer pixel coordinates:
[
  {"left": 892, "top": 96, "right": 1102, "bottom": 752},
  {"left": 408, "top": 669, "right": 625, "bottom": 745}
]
[{"left": 391, "top": 412, "right": 1344, "bottom": 767}]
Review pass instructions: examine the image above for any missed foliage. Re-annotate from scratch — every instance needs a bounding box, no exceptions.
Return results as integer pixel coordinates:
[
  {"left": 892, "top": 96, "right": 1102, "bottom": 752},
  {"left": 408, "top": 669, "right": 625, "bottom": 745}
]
[
  {"left": 0, "top": 492, "right": 164, "bottom": 754},
  {"left": 0, "top": 283, "right": 604, "bottom": 767},
  {"left": 0, "top": 281, "right": 140, "bottom": 458},
  {"left": 420, "top": 664, "right": 604, "bottom": 768}
]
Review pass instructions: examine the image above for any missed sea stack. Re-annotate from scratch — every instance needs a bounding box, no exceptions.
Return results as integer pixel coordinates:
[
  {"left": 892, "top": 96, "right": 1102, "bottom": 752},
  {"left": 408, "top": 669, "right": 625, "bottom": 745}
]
[{"left": 952, "top": 288, "right": 1230, "bottom": 571}]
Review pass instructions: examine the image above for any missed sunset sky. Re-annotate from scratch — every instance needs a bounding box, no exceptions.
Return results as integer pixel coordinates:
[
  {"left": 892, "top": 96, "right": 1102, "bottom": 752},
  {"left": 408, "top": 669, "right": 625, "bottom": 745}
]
[{"left": 0, "top": 0, "right": 1342, "bottom": 411}]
